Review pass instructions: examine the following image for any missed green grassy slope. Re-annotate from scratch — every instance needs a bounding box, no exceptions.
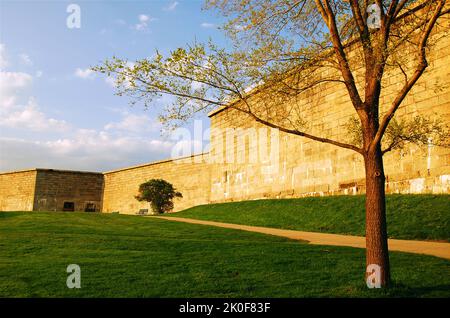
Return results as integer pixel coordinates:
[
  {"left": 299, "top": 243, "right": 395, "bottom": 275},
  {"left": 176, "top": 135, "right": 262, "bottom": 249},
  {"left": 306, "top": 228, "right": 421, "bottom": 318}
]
[
  {"left": 0, "top": 212, "right": 449, "bottom": 297},
  {"left": 172, "top": 195, "right": 450, "bottom": 241}
]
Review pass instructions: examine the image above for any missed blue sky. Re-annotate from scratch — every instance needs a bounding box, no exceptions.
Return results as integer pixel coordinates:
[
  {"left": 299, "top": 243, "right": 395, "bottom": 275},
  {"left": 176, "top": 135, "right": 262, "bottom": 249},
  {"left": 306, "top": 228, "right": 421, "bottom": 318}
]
[{"left": 0, "top": 0, "right": 228, "bottom": 172}]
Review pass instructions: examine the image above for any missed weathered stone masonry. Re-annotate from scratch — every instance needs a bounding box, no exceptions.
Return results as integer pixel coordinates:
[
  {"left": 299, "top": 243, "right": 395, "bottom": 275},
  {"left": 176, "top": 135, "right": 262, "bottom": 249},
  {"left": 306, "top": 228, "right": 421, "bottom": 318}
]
[
  {"left": 0, "top": 22, "right": 449, "bottom": 214},
  {"left": 206, "top": 32, "right": 450, "bottom": 202},
  {"left": 0, "top": 169, "right": 37, "bottom": 211},
  {"left": 0, "top": 169, "right": 103, "bottom": 212},
  {"left": 205, "top": 22, "right": 450, "bottom": 203},
  {"left": 102, "top": 154, "right": 212, "bottom": 214}
]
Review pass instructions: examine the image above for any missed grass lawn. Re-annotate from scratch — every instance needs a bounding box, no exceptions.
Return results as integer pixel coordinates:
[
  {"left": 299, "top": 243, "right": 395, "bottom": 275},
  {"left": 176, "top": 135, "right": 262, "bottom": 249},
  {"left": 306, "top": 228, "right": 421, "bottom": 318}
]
[
  {"left": 172, "top": 195, "right": 450, "bottom": 241},
  {"left": 0, "top": 212, "right": 449, "bottom": 297}
]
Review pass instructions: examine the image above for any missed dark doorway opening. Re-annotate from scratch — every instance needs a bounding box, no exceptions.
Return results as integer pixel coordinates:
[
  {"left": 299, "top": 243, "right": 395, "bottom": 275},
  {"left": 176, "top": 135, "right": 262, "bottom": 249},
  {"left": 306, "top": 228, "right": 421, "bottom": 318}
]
[
  {"left": 63, "top": 202, "right": 75, "bottom": 212},
  {"left": 85, "top": 203, "right": 96, "bottom": 212}
]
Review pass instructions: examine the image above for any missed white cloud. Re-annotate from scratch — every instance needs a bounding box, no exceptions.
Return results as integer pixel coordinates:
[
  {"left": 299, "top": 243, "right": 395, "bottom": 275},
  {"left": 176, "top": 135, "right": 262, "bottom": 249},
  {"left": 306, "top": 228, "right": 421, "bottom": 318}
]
[
  {"left": 0, "top": 97, "right": 69, "bottom": 132},
  {"left": 44, "top": 129, "right": 172, "bottom": 158},
  {"left": 0, "top": 53, "right": 67, "bottom": 133},
  {"left": 0, "top": 71, "right": 33, "bottom": 110},
  {"left": 0, "top": 103, "right": 173, "bottom": 171},
  {"left": 201, "top": 22, "right": 216, "bottom": 29},
  {"left": 0, "top": 133, "right": 174, "bottom": 172},
  {"left": 36, "top": 70, "right": 43, "bottom": 78},
  {"left": 164, "top": 1, "right": 179, "bottom": 11},
  {"left": 19, "top": 53, "right": 33, "bottom": 66},
  {"left": 0, "top": 71, "right": 32, "bottom": 96},
  {"left": 0, "top": 44, "right": 8, "bottom": 69},
  {"left": 104, "top": 112, "right": 162, "bottom": 133},
  {"left": 134, "top": 14, "right": 156, "bottom": 31},
  {"left": 1, "top": 95, "right": 17, "bottom": 109},
  {"left": 139, "top": 14, "right": 150, "bottom": 22},
  {"left": 135, "top": 23, "right": 147, "bottom": 31},
  {"left": 74, "top": 67, "right": 95, "bottom": 79},
  {"left": 0, "top": 45, "right": 174, "bottom": 173}
]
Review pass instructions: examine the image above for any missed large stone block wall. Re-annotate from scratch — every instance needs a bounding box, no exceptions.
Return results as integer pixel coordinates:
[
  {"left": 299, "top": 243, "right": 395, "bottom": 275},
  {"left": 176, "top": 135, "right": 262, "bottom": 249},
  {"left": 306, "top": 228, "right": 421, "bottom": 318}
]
[
  {"left": 207, "top": 25, "right": 450, "bottom": 203},
  {"left": 0, "top": 169, "right": 37, "bottom": 211},
  {"left": 102, "top": 154, "right": 212, "bottom": 214},
  {"left": 33, "top": 170, "right": 104, "bottom": 212},
  {"left": 0, "top": 169, "right": 103, "bottom": 212},
  {"left": 101, "top": 22, "right": 449, "bottom": 212}
]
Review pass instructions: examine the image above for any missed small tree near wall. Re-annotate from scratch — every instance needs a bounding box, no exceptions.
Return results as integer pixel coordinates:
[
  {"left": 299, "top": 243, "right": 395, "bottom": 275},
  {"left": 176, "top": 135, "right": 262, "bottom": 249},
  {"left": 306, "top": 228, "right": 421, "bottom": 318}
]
[{"left": 135, "top": 179, "right": 182, "bottom": 214}]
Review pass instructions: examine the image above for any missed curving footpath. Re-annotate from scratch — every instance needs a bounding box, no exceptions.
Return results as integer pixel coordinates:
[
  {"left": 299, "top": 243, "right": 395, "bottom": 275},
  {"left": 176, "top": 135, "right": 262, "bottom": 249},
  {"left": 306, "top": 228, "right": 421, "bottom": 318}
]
[{"left": 153, "top": 216, "right": 450, "bottom": 260}]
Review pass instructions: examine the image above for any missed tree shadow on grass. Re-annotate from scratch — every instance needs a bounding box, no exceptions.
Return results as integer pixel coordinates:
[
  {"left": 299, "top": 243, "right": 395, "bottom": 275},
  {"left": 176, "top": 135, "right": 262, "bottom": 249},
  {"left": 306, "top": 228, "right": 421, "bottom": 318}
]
[
  {"left": 387, "top": 282, "right": 450, "bottom": 298},
  {"left": 0, "top": 212, "right": 23, "bottom": 219}
]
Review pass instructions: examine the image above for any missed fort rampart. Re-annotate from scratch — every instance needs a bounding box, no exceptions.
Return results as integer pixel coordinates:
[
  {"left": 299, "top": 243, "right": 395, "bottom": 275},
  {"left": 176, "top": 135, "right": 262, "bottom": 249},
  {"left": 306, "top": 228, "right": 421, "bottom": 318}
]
[{"left": 1, "top": 21, "right": 449, "bottom": 214}]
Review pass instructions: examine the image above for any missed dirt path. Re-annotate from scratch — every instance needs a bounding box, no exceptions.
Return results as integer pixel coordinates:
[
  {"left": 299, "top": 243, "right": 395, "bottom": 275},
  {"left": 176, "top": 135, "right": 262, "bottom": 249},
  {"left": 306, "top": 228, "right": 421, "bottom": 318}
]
[{"left": 153, "top": 216, "right": 450, "bottom": 260}]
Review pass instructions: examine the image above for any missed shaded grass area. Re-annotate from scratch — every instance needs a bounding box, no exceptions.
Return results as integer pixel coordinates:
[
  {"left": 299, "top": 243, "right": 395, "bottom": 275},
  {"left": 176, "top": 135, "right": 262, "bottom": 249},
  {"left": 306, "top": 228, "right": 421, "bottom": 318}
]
[
  {"left": 173, "top": 195, "right": 450, "bottom": 241},
  {"left": 0, "top": 212, "right": 449, "bottom": 297}
]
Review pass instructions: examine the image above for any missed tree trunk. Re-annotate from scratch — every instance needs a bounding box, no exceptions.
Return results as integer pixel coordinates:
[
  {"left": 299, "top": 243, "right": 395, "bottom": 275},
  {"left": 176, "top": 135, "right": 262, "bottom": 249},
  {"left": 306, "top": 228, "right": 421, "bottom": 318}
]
[{"left": 364, "top": 146, "right": 391, "bottom": 287}]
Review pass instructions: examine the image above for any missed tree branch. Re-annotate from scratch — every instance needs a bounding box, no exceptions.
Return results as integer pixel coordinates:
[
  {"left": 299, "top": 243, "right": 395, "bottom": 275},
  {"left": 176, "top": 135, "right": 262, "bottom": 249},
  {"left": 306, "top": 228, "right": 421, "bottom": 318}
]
[
  {"left": 381, "top": 137, "right": 401, "bottom": 155},
  {"left": 349, "top": 0, "right": 374, "bottom": 70},
  {"left": 113, "top": 66, "right": 362, "bottom": 154},
  {"left": 370, "top": 0, "right": 445, "bottom": 152},
  {"left": 230, "top": 105, "right": 363, "bottom": 154},
  {"left": 315, "top": 0, "right": 364, "bottom": 110}
]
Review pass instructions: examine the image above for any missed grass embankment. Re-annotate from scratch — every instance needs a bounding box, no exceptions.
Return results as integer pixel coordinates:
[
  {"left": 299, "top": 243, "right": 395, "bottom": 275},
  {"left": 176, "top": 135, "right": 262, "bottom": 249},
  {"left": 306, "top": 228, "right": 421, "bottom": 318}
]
[
  {"left": 172, "top": 195, "right": 450, "bottom": 241},
  {"left": 0, "top": 212, "right": 449, "bottom": 297}
]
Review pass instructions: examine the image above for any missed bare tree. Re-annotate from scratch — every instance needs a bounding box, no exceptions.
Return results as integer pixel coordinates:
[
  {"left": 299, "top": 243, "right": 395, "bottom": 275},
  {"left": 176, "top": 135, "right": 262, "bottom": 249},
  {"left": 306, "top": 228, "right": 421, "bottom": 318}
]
[{"left": 93, "top": 0, "right": 449, "bottom": 287}]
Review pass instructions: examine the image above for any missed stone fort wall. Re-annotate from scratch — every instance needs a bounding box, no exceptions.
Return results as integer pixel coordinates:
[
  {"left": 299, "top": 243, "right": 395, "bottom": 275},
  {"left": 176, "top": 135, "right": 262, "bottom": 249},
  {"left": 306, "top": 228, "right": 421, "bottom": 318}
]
[
  {"left": 101, "top": 22, "right": 449, "bottom": 213},
  {"left": 0, "top": 169, "right": 37, "bottom": 211},
  {"left": 206, "top": 24, "right": 450, "bottom": 203},
  {"left": 33, "top": 169, "right": 103, "bottom": 212},
  {"left": 0, "top": 169, "right": 103, "bottom": 212},
  {"left": 102, "top": 154, "right": 212, "bottom": 214},
  {"left": 1, "top": 17, "right": 449, "bottom": 214}
]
